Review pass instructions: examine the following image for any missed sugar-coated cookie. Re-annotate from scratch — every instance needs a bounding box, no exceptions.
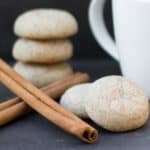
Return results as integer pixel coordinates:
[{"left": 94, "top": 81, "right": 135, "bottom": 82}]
[
  {"left": 85, "top": 76, "right": 149, "bottom": 132},
  {"left": 60, "top": 83, "right": 90, "bottom": 118},
  {"left": 12, "top": 38, "right": 73, "bottom": 64},
  {"left": 14, "top": 9, "right": 78, "bottom": 39},
  {"left": 14, "top": 62, "right": 73, "bottom": 87}
]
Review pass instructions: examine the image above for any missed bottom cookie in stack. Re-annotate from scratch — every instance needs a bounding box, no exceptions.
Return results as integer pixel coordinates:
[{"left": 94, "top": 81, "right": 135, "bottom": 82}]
[{"left": 14, "top": 62, "right": 73, "bottom": 87}]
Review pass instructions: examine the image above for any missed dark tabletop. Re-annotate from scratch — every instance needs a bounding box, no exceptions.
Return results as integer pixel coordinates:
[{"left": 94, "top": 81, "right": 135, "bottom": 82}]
[{"left": 0, "top": 60, "right": 150, "bottom": 150}]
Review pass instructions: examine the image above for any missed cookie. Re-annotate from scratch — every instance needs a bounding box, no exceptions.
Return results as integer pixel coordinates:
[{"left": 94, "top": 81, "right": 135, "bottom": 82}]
[
  {"left": 60, "top": 83, "right": 90, "bottom": 118},
  {"left": 12, "top": 38, "right": 73, "bottom": 64},
  {"left": 14, "top": 62, "right": 73, "bottom": 87},
  {"left": 85, "top": 76, "right": 149, "bottom": 132},
  {"left": 14, "top": 9, "right": 78, "bottom": 39}
]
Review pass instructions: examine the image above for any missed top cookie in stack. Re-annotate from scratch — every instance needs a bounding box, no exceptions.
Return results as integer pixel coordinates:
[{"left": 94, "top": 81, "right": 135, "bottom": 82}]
[
  {"left": 14, "top": 9, "right": 78, "bottom": 40},
  {"left": 12, "top": 9, "right": 78, "bottom": 87}
]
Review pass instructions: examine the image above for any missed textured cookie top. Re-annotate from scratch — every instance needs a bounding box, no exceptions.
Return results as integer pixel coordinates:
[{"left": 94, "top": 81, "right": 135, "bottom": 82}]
[
  {"left": 92, "top": 76, "right": 148, "bottom": 107},
  {"left": 14, "top": 9, "right": 78, "bottom": 39},
  {"left": 86, "top": 76, "right": 149, "bottom": 132},
  {"left": 60, "top": 83, "right": 91, "bottom": 118}
]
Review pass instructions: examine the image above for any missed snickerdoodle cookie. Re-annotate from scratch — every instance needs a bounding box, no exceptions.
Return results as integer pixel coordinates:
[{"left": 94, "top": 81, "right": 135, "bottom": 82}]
[
  {"left": 12, "top": 38, "right": 73, "bottom": 64},
  {"left": 14, "top": 62, "right": 73, "bottom": 87},
  {"left": 85, "top": 76, "right": 149, "bottom": 132},
  {"left": 14, "top": 9, "right": 78, "bottom": 39},
  {"left": 60, "top": 83, "right": 90, "bottom": 118}
]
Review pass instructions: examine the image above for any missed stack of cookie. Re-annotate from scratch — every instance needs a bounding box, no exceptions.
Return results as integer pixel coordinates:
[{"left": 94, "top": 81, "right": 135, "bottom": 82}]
[{"left": 12, "top": 9, "right": 78, "bottom": 87}]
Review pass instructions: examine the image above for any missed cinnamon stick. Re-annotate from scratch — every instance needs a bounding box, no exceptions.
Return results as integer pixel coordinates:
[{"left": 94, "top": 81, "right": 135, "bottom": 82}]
[
  {"left": 0, "top": 61, "right": 84, "bottom": 122},
  {"left": 0, "top": 97, "right": 20, "bottom": 110},
  {"left": 0, "top": 59, "right": 98, "bottom": 143},
  {"left": 0, "top": 73, "right": 89, "bottom": 125}
]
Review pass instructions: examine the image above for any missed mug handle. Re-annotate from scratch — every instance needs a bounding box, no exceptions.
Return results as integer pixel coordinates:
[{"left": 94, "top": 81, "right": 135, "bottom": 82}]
[{"left": 89, "top": 0, "right": 119, "bottom": 61}]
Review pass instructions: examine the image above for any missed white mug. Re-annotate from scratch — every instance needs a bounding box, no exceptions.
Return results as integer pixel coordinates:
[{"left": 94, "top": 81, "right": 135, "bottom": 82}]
[{"left": 89, "top": 0, "right": 150, "bottom": 97}]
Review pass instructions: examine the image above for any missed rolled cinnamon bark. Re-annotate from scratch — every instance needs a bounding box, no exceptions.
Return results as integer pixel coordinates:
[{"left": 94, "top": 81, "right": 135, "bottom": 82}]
[
  {"left": 0, "top": 101, "right": 31, "bottom": 124},
  {"left": 0, "top": 59, "right": 98, "bottom": 144},
  {"left": 0, "top": 97, "right": 20, "bottom": 110},
  {"left": 0, "top": 73, "right": 90, "bottom": 126}
]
